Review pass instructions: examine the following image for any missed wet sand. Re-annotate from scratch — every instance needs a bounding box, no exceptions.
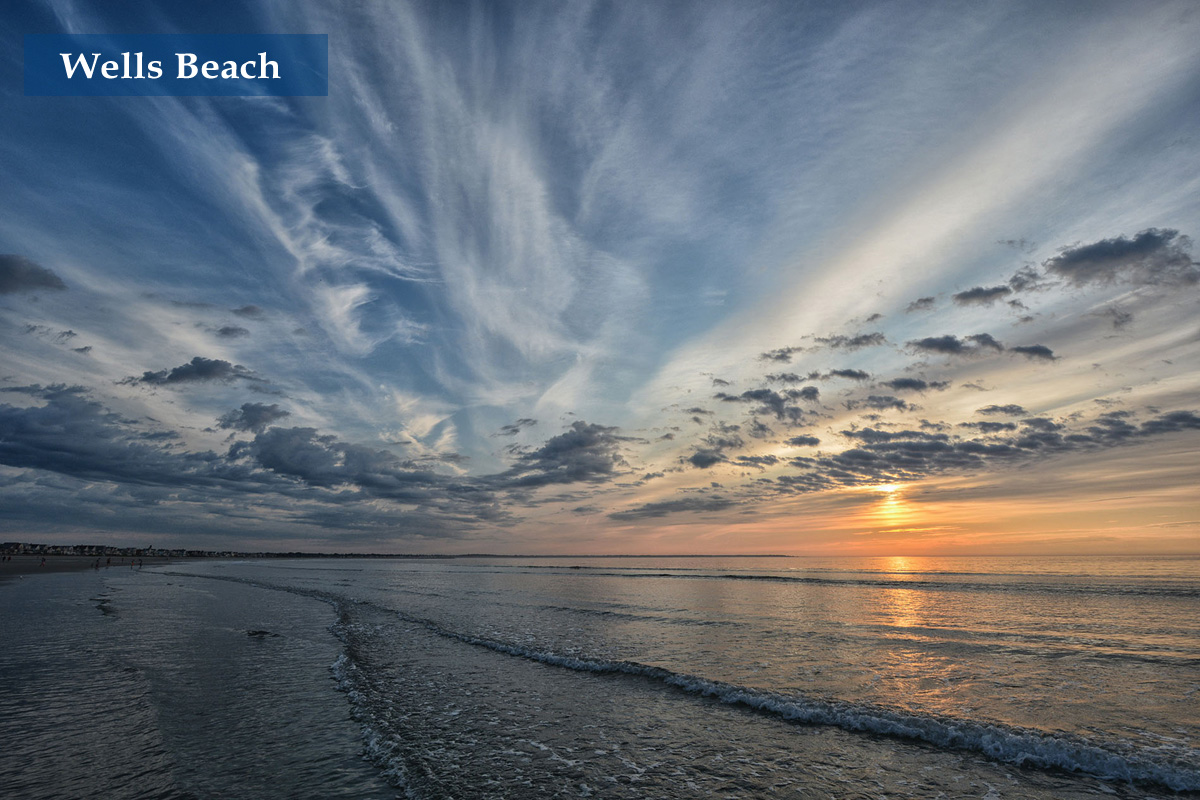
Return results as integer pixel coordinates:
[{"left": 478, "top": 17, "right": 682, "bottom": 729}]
[{"left": 0, "top": 555, "right": 181, "bottom": 583}]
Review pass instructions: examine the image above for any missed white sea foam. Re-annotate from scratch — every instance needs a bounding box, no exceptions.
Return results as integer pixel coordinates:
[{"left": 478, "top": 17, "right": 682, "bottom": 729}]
[
  {"left": 383, "top": 608, "right": 1200, "bottom": 793},
  {"left": 165, "top": 567, "right": 1200, "bottom": 794},
  {"left": 332, "top": 648, "right": 419, "bottom": 798}
]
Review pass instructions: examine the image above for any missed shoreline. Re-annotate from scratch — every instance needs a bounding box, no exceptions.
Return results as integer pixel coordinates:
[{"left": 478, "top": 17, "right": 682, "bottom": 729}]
[{"left": 0, "top": 554, "right": 184, "bottom": 583}]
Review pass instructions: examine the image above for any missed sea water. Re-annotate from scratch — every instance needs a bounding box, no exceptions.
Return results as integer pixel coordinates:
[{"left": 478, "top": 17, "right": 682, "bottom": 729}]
[{"left": 1, "top": 555, "right": 1196, "bottom": 798}]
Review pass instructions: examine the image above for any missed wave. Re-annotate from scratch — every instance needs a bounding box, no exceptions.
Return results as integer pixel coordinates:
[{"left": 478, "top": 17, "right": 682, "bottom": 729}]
[
  {"left": 469, "top": 598, "right": 1200, "bottom": 666},
  {"left": 330, "top": 652, "right": 418, "bottom": 798},
  {"left": 531, "top": 602, "right": 740, "bottom": 627},
  {"left": 160, "top": 569, "right": 1200, "bottom": 793},
  {"left": 403, "top": 565, "right": 1200, "bottom": 598},
  {"left": 352, "top": 603, "right": 1200, "bottom": 793}
]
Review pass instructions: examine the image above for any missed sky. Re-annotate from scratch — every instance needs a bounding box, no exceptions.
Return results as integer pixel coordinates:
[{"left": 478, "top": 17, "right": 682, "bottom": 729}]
[{"left": 1, "top": 0, "right": 1198, "bottom": 555}]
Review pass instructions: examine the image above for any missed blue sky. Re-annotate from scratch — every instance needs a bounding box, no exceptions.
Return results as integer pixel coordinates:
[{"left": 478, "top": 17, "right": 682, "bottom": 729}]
[{"left": 2, "top": 0, "right": 1198, "bottom": 553}]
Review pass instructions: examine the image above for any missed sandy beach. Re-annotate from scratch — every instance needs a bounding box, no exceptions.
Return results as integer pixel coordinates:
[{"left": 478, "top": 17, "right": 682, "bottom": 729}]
[{"left": 0, "top": 555, "right": 180, "bottom": 582}]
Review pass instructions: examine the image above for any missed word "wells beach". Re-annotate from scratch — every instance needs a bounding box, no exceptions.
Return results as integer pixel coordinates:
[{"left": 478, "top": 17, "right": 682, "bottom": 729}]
[{"left": 61, "top": 51, "right": 280, "bottom": 80}]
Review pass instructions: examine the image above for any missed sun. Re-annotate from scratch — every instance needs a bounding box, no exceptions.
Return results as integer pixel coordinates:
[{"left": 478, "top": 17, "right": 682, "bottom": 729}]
[{"left": 863, "top": 482, "right": 917, "bottom": 528}]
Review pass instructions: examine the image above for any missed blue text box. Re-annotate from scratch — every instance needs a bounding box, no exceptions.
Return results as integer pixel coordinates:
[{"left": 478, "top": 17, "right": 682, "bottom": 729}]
[{"left": 25, "top": 34, "right": 328, "bottom": 97}]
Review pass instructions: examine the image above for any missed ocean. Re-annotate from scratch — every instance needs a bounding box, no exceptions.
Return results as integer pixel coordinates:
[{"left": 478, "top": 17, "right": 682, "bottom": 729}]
[{"left": 1, "top": 555, "right": 1196, "bottom": 798}]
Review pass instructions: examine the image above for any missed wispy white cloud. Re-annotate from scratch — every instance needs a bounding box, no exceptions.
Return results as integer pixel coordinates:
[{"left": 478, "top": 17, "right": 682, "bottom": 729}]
[
  {"left": 3, "top": 0, "right": 1198, "bottom": 550},
  {"left": 636, "top": 3, "right": 1200, "bottom": 418}
]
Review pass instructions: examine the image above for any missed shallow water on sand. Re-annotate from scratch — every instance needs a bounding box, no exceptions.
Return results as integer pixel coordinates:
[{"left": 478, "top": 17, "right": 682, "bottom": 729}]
[
  {"left": 0, "top": 569, "right": 393, "bottom": 799},
  {"left": 1, "top": 556, "right": 1196, "bottom": 798}
]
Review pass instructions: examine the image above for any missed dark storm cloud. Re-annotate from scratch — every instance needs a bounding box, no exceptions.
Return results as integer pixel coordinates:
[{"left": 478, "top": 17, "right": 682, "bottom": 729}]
[
  {"left": 734, "top": 454, "right": 780, "bottom": 469},
  {"left": 759, "top": 347, "right": 800, "bottom": 363},
  {"left": 216, "top": 326, "right": 250, "bottom": 339},
  {"left": 907, "top": 297, "right": 936, "bottom": 312},
  {"left": 1043, "top": 228, "right": 1198, "bottom": 286},
  {"left": 0, "top": 386, "right": 248, "bottom": 488},
  {"left": 0, "top": 384, "right": 652, "bottom": 532},
  {"left": 1138, "top": 410, "right": 1200, "bottom": 434},
  {"left": 785, "top": 435, "right": 821, "bottom": 446},
  {"left": 609, "top": 495, "right": 734, "bottom": 521},
  {"left": 500, "top": 421, "right": 629, "bottom": 487},
  {"left": 967, "top": 333, "right": 1005, "bottom": 351},
  {"left": 747, "top": 418, "right": 774, "bottom": 439},
  {"left": 496, "top": 418, "right": 538, "bottom": 436},
  {"left": 703, "top": 422, "right": 745, "bottom": 448},
  {"left": 909, "top": 335, "right": 971, "bottom": 355},
  {"left": 685, "top": 422, "right": 747, "bottom": 469},
  {"left": 715, "top": 387, "right": 819, "bottom": 422},
  {"left": 844, "top": 395, "right": 910, "bottom": 412},
  {"left": 1007, "top": 266, "right": 1048, "bottom": 292},
  {"left": 800, "top": 369, "right": 871, "bottom": 381},
  {"left": 688, "top": 450, "right": 727, "bottom": 469},
  {"left": 400, "top": 452, "right": 470, "bottom": 468},
  {"left": 232, "top": 427, "right": 511, "bottom": 524},
  {"left": 132, "top": 356, "right": 264, "bottom": 385},
  {"left": 248, "top": 419, "right": 629, "bottom": 503},
  {"left": 0, "top": 255, "right": 67, "bottom": 293},
  {"left": 841, "top": 428, "right": 949, "bottom": 444},
  {"left": 1083, "top": 412, "right": 1139, "bottom": 443},
  {"left": 0, "top": 383, "right": 87, "bottom": 398},
  {"left": 799, "top": 438, "right": 1013, "bottom": 487},
  {"left": 22, "top": 325, "right": 80, "bottom": 345},
  {"left": 952, "top": 285, "right": 1012, "bottom": 306},
  {"left": 909, "top": 333, "right": 1042, "bottom": 359},
  {"left": 769, "top": 370, "right": 870, "bottom": 383},
  {"left": 959, "top": 421, "right": 1018, "bottom": 433},
  {"left": 760, "top": 406, "right": 1200, "bottom": 498},
  {"left": 978, "top": 404, "right": 1028, "bottom": 416},
  {"left": 1010, "top": 344, "right": 1056, "bottom": 361},
  {"left": 239, "top": 427, "right": 404, "bottom": 488},
  {"left": 217, "top": 403, "right": 291, "bottom": 433},
  {"left": 232, "top": 305, "right": 265, "bottom": 318},
  {"left": 815, "top": 332, "right": 887, "bottom": 349},
  {"left": 9, "top": 391, "right": 1194, "bottom": 528},
  {"left": 878, "top": 378, "right": 949, "bottom": 392}
]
